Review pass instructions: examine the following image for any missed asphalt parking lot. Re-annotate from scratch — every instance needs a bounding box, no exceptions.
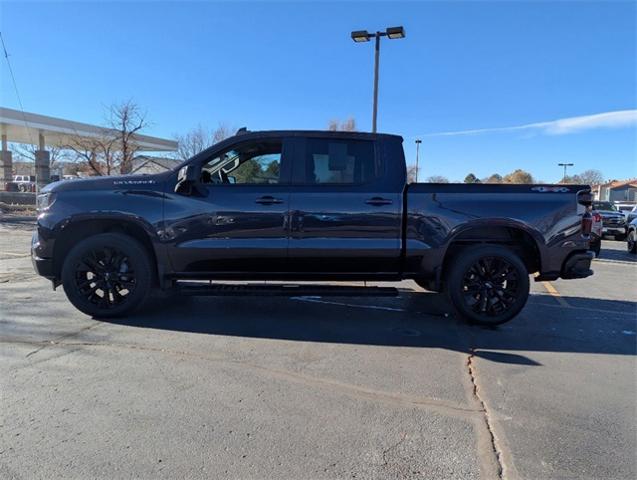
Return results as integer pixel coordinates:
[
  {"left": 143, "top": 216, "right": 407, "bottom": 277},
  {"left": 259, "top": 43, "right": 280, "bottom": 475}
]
[{"left": 1, "top": 217, "right": 635, "bottom": 480}]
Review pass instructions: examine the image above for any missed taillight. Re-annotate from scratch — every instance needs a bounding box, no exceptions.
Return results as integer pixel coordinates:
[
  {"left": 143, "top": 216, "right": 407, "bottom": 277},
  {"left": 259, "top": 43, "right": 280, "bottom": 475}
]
[
  {"left": 581, "top": 211, "right": 592, "bottom": 236},
  {"left": 593, "top": 212, "right": 602, "bottom": 223}
]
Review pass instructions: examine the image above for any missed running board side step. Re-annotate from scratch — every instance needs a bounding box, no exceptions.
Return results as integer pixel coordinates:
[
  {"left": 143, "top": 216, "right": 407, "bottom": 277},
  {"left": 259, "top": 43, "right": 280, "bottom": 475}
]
[{"left": 176, "top": 282, "right": 399, "bottom": 297}]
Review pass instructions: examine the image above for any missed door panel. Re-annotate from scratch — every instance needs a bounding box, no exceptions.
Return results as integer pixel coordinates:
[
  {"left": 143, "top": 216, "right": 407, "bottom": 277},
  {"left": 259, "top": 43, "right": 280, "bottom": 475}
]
[
  {"left": 164, "top": 137, "right": 291, "bottom": 273},
  {"left": 288, "top": 137, "right": 402, "bottom": 273},
  {"left": 289, "top": 190, "right": 402, "bottom": 272},
  {"left": 166, "top": 186, "right": 290, "bottom": 272}
]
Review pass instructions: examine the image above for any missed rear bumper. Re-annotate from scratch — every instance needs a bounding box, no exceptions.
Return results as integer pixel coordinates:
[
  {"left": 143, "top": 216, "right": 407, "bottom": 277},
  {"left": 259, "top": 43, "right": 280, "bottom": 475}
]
[{"left": 560, "top": 251, "right": 594, "bottom": 279}]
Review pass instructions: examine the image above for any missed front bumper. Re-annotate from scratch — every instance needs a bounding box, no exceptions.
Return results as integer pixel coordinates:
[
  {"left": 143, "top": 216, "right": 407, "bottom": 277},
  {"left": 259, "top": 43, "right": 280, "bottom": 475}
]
[
  {"left": 31, "top": 230, "right": 55, "bottom": 280},
  {"left": 31, "top": 254, "right": 55, "bottom": 279},
  {"left": 561, "top": 251, "right": 594, "bottom": 279},
  {"left": 602, "top": 226, "right": 626, "bottom": 235}
]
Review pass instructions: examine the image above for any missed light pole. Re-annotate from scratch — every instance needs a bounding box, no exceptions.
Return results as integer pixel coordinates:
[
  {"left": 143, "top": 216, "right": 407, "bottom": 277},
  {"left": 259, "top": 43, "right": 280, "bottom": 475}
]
[
  {"left": 351, "top": 26, "right": 406, "bottom": 133},
  {"left": 415, "top": 139, "right": 422, "bottom": 182},
  {"left": 558, "top": 163, "right": 574, "bottom": 182}
]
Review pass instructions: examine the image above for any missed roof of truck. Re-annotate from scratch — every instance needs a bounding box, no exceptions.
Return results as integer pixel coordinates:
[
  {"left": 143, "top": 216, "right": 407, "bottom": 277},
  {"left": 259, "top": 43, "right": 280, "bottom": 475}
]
[
  {"left": 232, "top": 129, "right": 403, "bottom": 140},
  {"left": 184, "top": 129, "right": 404, "bottom": 166}
]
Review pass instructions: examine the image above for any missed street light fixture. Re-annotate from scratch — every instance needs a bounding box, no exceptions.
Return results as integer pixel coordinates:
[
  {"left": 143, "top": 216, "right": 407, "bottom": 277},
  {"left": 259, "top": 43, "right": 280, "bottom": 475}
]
[
  {"left": 351, "top": 26, "right": 406, "bottom": 132},
  {"left": 351, "top": 30, "right": 371, "bottom": 42},
  {"left": 386, "top": 26, "right": 406, "bottom": 39},
  {"left": 558, "top": 162, "right": 574, "bottom": 182}
]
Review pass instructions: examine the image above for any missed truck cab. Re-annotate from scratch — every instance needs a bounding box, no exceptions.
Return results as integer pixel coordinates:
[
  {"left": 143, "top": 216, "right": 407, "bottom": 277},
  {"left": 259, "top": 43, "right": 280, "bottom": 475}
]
[{"left": 167, "top": 131, "right": 406, "bottom": 276}]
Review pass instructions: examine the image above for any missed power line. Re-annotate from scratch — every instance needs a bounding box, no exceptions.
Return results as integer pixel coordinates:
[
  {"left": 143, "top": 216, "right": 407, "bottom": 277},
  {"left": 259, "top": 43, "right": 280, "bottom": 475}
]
[{"left": 0, "top": 30, "right": 35, "bottom": 146}]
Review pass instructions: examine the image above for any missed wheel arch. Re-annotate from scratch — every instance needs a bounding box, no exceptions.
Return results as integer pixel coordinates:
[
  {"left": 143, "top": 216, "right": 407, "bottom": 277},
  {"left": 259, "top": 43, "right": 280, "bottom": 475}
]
[
  {"left": 52, "top": 216, "right": 160, "bottom": 284},
  {"left": 439, "top": 220, "right": 544, "bottom": 285}
]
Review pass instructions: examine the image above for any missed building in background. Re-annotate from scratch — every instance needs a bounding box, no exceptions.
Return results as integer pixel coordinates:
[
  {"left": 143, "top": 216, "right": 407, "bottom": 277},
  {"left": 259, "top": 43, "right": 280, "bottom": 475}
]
[
  {"left": 131, "top": 155, "right": 181, "bottom": 175},
  {"left": 592, "top": 179, "right": 637, "bottom": 202}
]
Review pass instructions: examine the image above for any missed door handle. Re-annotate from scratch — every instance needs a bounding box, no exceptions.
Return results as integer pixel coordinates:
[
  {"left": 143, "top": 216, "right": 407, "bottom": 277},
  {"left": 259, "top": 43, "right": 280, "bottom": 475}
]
[
  {"left": 365, "top": 197, "right": 393, "bottom": 206},
  {"left": 255, "top": 196, "right": 283, "bottom": 205}
]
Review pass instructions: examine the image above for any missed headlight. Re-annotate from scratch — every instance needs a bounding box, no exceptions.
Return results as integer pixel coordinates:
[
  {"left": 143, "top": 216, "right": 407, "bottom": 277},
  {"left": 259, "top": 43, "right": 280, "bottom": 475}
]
[{"left": 36, "top": 192, "right": 56, "bottom": 211}]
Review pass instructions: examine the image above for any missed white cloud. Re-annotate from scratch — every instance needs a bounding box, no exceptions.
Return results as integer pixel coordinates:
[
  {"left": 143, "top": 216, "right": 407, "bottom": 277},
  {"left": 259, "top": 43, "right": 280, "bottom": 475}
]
[{"left": 423, "top": 109, "right": 637, "bottom": 137}]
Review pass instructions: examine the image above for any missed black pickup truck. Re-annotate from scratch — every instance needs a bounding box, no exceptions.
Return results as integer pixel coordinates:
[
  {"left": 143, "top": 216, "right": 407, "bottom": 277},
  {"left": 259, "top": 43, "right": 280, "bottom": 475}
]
[{"left": 32, "top": 130, "right": 594, "bottom": 325}]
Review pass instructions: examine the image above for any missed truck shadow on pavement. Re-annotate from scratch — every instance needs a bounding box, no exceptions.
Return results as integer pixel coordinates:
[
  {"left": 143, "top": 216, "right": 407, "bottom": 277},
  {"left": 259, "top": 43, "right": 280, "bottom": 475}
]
[
  {"left": 596, "top": 248, "right": 637, "bottom": 263},
  {"left": 102, "top": 291, "right": 637, "bottom": 366}
]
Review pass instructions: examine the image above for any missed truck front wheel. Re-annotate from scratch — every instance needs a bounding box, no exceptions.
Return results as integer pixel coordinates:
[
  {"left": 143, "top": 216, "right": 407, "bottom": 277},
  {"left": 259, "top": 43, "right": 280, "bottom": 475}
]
[
  {"left": 446, "top": 245, "right": 529, "bottom": 326},
  {"left": 61, "top": 233, "right": 152, "bottom": 318}
]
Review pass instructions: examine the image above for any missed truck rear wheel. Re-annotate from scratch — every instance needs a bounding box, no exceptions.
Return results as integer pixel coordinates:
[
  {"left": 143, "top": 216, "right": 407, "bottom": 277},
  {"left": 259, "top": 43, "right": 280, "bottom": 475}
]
[
  {"left": 446, "top": 245, "right": 529, "bottom": 326},
  {"left": 61, "top": 233, "right": 152, "bottom": 318}
]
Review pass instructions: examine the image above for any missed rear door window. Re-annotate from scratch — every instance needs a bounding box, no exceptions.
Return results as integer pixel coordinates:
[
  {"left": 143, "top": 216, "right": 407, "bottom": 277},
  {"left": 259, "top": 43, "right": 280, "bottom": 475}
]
[{"left": 302, "top": 139, "right": 376, "bottom": 184}]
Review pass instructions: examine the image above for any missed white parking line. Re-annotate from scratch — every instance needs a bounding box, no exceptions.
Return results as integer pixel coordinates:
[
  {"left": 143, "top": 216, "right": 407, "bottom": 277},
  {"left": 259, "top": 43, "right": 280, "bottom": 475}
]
[{"left": 290, "top": 296, "right": 405, "bottom": 312}]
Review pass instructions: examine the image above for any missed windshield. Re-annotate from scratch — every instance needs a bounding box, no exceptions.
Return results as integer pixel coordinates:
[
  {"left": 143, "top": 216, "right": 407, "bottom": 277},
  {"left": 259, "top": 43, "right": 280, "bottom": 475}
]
[{"left": 593, "top": 202, "right": 617, "bottom": 211}]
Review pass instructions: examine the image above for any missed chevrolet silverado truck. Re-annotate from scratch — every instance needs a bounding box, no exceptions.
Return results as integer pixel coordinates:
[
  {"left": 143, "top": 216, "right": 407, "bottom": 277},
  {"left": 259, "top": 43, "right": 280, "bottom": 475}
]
[{"left": 32, "top": 130, "right": 594, "bottom": 325}]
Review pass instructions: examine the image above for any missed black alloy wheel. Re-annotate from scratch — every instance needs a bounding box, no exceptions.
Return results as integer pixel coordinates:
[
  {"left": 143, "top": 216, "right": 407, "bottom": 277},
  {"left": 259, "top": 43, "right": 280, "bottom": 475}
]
[
  {"left": 62, "top": 233, "right": 152, "bottom": 317},
  {"left": 446, "top": 245, "right": 530, "bottom": 326},
  {"left": 461, "top": 256, "right": 520, "bottom": 317},
  {"left": 74, "top": 246, "right": 136, "bottom": 309}
]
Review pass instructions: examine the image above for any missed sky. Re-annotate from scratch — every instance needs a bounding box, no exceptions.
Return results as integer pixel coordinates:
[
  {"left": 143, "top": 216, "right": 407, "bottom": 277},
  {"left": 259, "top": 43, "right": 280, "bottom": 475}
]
[{"left": 1, "top": 0, "right": 635, "bottom": 182}]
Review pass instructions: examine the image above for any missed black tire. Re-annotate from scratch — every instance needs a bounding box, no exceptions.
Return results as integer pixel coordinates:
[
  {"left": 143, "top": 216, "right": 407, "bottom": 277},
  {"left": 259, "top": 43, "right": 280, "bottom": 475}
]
[
  {"left": 446, "top": 245, "right": 530, "bottom": 326},
  {"left": 628, "top": 230, "right": 637, "bottom": 254},
  {"left": 61, "top": 233, "right": 152, "bottom": 318}
]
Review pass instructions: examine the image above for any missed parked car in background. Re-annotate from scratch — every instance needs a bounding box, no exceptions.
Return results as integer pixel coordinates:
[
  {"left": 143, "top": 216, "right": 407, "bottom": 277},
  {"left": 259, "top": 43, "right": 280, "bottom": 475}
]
[
  {"left": 624, "top": 205, "right": 637, "bottom": 224},
  {"left": 592, "top": 201, "right": 627, "bottom": 240},
  {"left": 616, "top": 202, "right": 636, "bottom": 219},
  {"left": 627, "top": 218, "right": 637, "bottom": 254},
  {"left": 5, "top": 175, "right": 36, "bottom": 192}
]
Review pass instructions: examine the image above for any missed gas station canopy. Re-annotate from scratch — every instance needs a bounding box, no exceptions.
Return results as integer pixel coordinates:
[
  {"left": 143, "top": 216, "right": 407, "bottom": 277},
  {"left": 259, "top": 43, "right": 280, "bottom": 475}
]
[{"left": 0, "top": 106, "right": 177, "bottom": 152}]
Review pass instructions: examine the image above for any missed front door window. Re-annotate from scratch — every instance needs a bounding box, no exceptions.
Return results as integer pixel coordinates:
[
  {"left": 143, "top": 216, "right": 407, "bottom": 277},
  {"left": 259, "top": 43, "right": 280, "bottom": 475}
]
[{"left": 201, "top": 140, "right": 282, "bottom": 185}]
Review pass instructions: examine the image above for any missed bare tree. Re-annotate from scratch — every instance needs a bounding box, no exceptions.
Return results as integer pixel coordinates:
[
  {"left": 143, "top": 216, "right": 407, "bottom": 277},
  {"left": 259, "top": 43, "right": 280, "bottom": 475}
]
[
  {"left": 569, "top": 169, "right": 604, "bottom": 185},
  {"left": 66, "top": 131, "right": 117, "bottom": 176},
  {"left": 425, "top": 175, "right": 449, "bottom": 183},
  {"left": 64, "top": 100, "right": 150, "bottom": 175},
  {"left": 407, "top": 165, "right": 418, "bottom": 183},
  {"left": 175, "top": 123, "right": 235, "bottom": 161},
  {"left": 107, "top": 100, "right": 148, "bottom": 174},
  {"left": 327, "top": 118, "right": 357, "bottom": 132},
  {"left": 10, "top": 142, "right": 68, "bottom": 170},
  {"left": 175, "top": 124, "right": 209, "bottom": 161},
  {"left": 212, "top": 123, "right": 234, "bottom": 143}
]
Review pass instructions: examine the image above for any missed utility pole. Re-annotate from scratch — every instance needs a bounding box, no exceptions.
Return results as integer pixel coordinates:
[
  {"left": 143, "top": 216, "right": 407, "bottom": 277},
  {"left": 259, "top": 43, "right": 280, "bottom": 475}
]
[
  {"left": 415, "top": 139, "right": 422, "bottom": 182},
  {"left": 558, "top": 162, "right": 574, "bottom": 182},
  {"left": 351, "top": 26, "right": 406, "bottom": 132},
  {"left": 372, "top": 33, "right": 381, "bottom": 133}
]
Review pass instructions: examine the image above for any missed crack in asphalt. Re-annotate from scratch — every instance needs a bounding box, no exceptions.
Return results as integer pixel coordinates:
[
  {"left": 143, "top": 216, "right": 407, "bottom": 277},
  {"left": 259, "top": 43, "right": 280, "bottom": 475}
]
[
  {"left": 23, "top": 323, "right": 103, "bottom": 358},
  {"left": 381, "top": 432, "right": 407, "bottom": 468},
  {"left": 467, "top": 347, "right": 505, "bottom": 480}
]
